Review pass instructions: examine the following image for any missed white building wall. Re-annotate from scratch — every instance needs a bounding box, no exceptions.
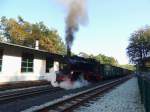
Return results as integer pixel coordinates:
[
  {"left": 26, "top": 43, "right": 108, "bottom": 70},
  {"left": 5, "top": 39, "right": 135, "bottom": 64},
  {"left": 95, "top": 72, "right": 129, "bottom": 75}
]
[
  {"left": 0, "top": 55, "right": 22, "bottom": 82},
  {"left": 0, "top": 47, "right": 48, "bottom": 83}
]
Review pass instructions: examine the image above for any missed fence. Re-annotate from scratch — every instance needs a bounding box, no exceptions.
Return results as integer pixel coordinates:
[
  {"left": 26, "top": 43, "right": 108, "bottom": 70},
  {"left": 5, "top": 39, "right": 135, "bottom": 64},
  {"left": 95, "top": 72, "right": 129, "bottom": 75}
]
[{"left": 138, "top": 73, "right": 150, "bottom": 112}]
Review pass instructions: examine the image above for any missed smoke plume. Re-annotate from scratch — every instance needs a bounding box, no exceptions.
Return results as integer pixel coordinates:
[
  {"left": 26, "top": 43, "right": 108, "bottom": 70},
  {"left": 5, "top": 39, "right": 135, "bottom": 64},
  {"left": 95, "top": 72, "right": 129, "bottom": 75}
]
[{"left": 64, "top": 0, "right": 88, "bottom": 55}]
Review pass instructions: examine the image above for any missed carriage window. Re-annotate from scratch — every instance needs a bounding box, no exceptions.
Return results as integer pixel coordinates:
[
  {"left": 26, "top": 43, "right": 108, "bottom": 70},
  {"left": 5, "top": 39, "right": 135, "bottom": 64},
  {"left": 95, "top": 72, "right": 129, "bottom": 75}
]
[
  {"left": 46, "top": 59, "right": 53, "bottom": 73},
  {"left": 21, "top": 53, "right": 34, "bottom": 72}
]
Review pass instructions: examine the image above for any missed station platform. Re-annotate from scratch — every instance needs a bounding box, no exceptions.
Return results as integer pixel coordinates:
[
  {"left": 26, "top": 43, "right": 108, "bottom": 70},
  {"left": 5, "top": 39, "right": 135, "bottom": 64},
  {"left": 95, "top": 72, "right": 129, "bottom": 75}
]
[
  {"left": 0, "top": 80, "right": 50, "bottom": 91},
  {"left": 75, "top": 77, "right": 145, "bottom": 112}
]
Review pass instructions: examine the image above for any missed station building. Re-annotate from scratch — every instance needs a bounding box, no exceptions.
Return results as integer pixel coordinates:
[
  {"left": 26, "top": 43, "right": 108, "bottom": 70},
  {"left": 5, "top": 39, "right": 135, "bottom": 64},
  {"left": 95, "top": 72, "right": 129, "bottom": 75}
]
[{"left": 0, "top": 41, "right": 62, "bottom": 83}]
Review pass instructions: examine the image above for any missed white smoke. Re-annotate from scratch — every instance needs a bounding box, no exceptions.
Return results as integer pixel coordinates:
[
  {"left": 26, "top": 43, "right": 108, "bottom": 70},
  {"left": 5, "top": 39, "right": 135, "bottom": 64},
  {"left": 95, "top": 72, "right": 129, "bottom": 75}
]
[
  {"left": 59, "top": 74, "right": 89, "bottom": 90},
  {"left": 46, "top": 70, "right": 89, "bottom": 89},
  {"left": 45, "top": 68, "right": 59, "bottom": 87},
  {"left": 45, "top": 60, "right": 89, "bottom": 89}
]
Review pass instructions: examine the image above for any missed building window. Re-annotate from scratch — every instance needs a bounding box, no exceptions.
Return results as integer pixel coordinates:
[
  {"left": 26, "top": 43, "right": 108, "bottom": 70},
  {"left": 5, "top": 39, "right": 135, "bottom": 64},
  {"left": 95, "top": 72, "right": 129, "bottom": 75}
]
[
  {"left": 46, "top": 58, "right": 53, "bottom": 73},
  {"left": 0, "top": 50, "right": 3, "bottom": 72},
  {"left": 21, "top": 53, "right": 34, "bottom": 72}
]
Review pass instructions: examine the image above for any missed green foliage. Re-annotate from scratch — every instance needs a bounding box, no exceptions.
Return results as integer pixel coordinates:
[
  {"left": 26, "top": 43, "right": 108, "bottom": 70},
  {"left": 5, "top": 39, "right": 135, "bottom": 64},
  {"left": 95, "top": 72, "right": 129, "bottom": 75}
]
[
  {"left": 0, "top": 16, "right": 66, "bottom": 54},
  {"left": 79, "top": 52, "right": 118, "bottom": 66},
  {"left": 127, "top": 26, "right": 150, "bottom": 64},
  {"left": 94, "top": 54, "right": 118, "bottom": 66},
  {"left": 119, "top": 64, "right": 135, "bottom": 71}
]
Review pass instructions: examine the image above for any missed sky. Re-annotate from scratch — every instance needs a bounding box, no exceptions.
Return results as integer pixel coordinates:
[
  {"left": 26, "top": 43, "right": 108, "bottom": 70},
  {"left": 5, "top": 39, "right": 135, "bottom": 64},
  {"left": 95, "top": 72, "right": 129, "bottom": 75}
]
[{"left": 1, "top": 0, "right": 150, "bottom": 64}]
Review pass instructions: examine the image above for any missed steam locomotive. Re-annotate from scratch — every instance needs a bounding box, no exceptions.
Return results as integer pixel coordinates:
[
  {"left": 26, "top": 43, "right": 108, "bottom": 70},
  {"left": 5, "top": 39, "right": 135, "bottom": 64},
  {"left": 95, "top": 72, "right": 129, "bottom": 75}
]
[{"left": 55, "top": 55, "right": 132, "bottom": 83}]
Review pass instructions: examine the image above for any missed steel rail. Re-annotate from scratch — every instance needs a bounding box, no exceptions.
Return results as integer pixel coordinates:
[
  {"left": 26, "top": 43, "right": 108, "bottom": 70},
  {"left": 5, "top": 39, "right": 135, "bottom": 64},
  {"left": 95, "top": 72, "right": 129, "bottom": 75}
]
[
  {"left": 24, "top": 76, "right": 131, "bottom": 112},
  {"left": 0, "top": 85, "right": 52, "bottom": 104}
]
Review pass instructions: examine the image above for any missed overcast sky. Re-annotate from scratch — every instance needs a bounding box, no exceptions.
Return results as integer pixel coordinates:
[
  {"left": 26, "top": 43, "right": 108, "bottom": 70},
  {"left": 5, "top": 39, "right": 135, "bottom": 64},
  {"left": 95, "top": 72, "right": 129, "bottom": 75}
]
[{"left": 1, "top": 0, "right": 150, "bottom": 64}]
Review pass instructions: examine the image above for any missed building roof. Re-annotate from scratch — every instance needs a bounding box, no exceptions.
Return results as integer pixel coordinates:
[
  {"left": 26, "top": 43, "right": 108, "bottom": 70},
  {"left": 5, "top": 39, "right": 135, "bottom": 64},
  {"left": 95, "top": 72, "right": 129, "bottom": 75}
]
[
  {"left": 0, "top": 41, "right": 65, "bottom": 60},
  {"left": 0, "top": 41, "right": 49, "bottom": 53},
  {"left": 0, "top": 42, "right": 100, "bottom": 64}
]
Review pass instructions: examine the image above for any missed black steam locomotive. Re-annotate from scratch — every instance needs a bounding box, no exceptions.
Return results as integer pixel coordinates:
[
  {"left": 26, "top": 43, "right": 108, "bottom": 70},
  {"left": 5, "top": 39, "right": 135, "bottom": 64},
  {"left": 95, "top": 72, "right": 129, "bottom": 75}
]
[{"left": 56, "top": 55, "right": 132, "bottom": 82}]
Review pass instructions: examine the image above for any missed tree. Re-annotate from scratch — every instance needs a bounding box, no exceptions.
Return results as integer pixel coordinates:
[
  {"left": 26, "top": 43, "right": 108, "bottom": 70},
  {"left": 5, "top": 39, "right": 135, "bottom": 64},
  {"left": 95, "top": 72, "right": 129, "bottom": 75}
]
[
  {"left": 126, "top": 26, "right": 150, "bottom": 64},
  {"left": 0, "top": 16, "right": 66, "bottom": 54},
  {"left": 78, "top": 52, "right": 119, "bottom": 66},
  {"left": 94, "top": 54, "right": 118, "bottom": 65},
  {"left": 119, "top": 64, "right": 135, "bottom": 71},
  {"left": 0, "top": 16, "right": 11, "bottom": 41},
  {"left": 39, "top": 29, "right": 66, "bottom": 54}
]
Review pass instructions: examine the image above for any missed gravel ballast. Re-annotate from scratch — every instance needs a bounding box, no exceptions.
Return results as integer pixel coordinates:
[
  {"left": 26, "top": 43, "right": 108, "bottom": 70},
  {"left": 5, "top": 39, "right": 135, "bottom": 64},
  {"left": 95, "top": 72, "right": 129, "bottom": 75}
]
[
  {"left": 0, "top": 79, "right": 114, "bottom": 112},
  {"left": 75, "top": 78, "right": 145, "bottom": 112}
]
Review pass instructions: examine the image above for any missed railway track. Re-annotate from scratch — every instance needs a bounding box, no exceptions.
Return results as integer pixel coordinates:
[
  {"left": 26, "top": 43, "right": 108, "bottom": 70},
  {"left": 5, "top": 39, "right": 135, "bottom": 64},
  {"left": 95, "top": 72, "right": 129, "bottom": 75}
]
[
  {"left": 0, "top": 78, "right": 121, "bottom": 105},
  {"left": 23, "top": 76, "right": 131, "bottom": 112},
  {"left": 0, "top": 85, "right": 60, "bottom": 104}
]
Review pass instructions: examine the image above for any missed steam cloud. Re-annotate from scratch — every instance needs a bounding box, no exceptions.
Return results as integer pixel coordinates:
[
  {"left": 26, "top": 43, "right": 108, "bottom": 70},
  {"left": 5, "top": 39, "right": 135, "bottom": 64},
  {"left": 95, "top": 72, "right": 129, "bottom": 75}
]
[
  {"left": 46, "top": 69, "right": 89, "bottom": 90},
  {"left": 59, "top": 75, "right": 89, "bottom": 90},
  {"left": 64, "top": 0, "right": 88, "bottom": 55}
]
